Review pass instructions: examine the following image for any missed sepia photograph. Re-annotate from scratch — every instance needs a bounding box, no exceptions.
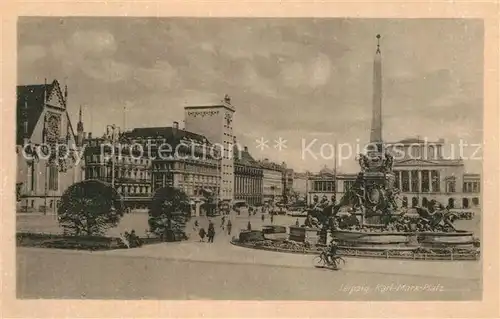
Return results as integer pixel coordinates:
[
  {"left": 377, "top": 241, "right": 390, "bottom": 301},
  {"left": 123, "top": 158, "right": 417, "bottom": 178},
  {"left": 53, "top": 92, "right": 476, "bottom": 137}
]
[{"left": 14, "top": 16, "right": 484, "bottom": 302}]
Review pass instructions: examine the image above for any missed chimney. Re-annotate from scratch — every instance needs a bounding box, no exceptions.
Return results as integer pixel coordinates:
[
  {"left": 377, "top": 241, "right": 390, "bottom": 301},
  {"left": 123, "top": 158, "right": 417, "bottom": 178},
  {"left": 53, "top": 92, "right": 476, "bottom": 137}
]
[{"left": 244, "top": 146, "right": 248, "bottom": 152}]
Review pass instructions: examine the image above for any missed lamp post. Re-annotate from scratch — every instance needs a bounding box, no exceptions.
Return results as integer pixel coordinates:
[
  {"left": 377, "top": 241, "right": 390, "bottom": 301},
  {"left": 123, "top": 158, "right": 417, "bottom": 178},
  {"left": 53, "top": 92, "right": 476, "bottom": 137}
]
[{"left": 106, "top": 124, "right": 121, "bottom": 189}]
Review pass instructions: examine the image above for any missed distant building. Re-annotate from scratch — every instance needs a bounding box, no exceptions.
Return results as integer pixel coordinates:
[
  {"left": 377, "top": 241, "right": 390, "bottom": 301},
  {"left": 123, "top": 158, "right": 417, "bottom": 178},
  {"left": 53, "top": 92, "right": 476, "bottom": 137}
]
[
  {"left": 83, "top": 133, "right": 153, "bottom": 209},
  {"left": 292, "top": 172, "right": 309, "bottom": 198},
  {"left": 307, "top": 166, "right": 336, "bottom": 204},
  {"left": 184, "top": 94, "right": 235, "bottom": 202},
  {"left": 123, "top": 124, "right": 220, "bottom": 215},
  {"left": 258, "top": 159, "right": 284, "bottom": 203},
  {"left": 16, "top": 79, "right": 85, "bottom": 213},
  {"left": 335, "top": 138, "right": 481, "bottom": 209},
  {"left": 233, "top": 144, "right": 263, "bottom": 206}
]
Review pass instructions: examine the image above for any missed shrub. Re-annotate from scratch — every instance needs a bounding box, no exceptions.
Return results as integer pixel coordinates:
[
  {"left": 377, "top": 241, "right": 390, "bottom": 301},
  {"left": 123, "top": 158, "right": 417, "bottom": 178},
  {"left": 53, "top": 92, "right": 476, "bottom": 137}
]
[
  {"left": 148, "top": 186, "right": 190, "bottom": 241},
  {"left": 57, "top": 180, "right": 125, "bottom": 236}
]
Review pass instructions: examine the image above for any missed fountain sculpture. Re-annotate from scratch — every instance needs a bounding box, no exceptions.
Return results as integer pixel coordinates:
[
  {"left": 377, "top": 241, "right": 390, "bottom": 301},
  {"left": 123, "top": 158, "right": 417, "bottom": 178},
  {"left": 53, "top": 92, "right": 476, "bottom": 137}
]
[{"left": 315, "top": 35, "right": 480, "bottom": 260}]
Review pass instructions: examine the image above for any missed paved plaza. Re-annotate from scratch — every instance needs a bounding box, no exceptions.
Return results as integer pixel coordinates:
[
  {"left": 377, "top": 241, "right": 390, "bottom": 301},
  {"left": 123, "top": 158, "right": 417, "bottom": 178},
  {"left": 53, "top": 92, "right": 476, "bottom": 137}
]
[
  {"left": 16, "top": 211, "right": 481, "bottom": 299},
  {"left": 17, "top": 247, "right": 480, "bottom": 300}
]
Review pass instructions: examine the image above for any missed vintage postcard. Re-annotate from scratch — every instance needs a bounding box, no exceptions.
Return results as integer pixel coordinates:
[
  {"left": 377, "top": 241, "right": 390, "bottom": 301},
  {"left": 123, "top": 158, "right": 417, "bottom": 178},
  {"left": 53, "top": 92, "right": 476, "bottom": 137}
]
[{"left": 1, "top": 1, "right": 499, "bottom": 318}]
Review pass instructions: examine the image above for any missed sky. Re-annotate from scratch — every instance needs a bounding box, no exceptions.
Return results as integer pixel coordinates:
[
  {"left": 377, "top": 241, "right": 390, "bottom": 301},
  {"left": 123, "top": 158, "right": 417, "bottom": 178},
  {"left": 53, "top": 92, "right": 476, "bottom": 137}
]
[{"left": 18, "top": 18, "right": 483, "bottom": 173}]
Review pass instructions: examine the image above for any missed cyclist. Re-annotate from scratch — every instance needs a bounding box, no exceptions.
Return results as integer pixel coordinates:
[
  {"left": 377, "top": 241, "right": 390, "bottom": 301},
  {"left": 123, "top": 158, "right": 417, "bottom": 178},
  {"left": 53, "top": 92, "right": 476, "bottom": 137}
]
[{"left": 327, "top": 240, "right": 339, "bottom": 264}]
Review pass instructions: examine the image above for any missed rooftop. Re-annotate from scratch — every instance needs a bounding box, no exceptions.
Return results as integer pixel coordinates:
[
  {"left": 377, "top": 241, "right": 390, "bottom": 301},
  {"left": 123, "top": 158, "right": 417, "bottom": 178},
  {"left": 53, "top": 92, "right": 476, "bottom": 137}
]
[{"left": 16, "top": 80, "right": 64, "bottom": 145}]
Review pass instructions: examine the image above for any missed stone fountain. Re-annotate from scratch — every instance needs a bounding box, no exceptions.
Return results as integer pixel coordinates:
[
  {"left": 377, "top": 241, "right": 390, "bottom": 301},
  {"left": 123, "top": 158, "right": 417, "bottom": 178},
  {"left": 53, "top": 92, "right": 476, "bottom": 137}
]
[{"left": 323, "top": 35, "right": 479, "bottom": 260}]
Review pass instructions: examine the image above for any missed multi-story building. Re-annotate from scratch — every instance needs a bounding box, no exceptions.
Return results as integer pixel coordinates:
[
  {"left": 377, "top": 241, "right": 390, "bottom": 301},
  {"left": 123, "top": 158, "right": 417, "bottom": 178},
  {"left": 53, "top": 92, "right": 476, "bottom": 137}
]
[
  {"left": 334, "top": 138, "right": 481, "bottom": 210},
  {"left": 306, "top": 166, "right": 336, "bottom": 204},
  {"left": 16, "top": 79, "right": 85, "bottom": 213},
  {"left": 123, "top": 123, "right": 220, "bottom": 216},
  {"left": 83, "top": 133, "right": 153, "bottom": 209},
  {"left": 292, "top": 172, "right": 309, "bottom": 200},
  {"left": 233, "top": 145, "right": 263, "bottom": 206},
  {"left": 258, "top": 159, "right": 284, "bottom": 203},
  {"left": 184, "top": 94, "right": 235, "bottom": 202}
]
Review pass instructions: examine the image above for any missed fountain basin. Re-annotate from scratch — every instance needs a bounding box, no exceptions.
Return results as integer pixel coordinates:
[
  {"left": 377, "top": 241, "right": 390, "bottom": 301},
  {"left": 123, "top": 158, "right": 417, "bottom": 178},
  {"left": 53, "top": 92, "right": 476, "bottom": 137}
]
[
  {"left": 289, "top": 226, "right": 321, "bottom": 244},
  {"left": 418, "top": 231, "right": 475, "bottom": 249},
  {"left": 332, "top": 230, "right": 416, "bottom": 250}
]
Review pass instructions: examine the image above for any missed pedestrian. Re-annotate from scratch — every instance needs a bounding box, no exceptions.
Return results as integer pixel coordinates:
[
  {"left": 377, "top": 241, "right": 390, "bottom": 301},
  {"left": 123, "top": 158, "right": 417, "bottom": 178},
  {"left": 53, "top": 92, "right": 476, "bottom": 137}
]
[
  {"left": 247, "top": 221, "right": 252, "bottom": 231},
  {"left": 199, "top": 227, "right": 206, "bottom": 242},
  {"left": 261, "top": 214, "right": 265, "bottom": 222},
  {"left": 208, "top": 220, "right": 215, "bottom": 243},
  {"left": 221, "top": 216, "right": 226, "bottom": 229},
  {"left": 227, "top": 220, "right": 232, "bottom": 235},
  {"left": 295, "top": 218, "right": 300, "bottom": 226},
  {"left": 270, "top": 214, "right": 274, "bottom": 224}
]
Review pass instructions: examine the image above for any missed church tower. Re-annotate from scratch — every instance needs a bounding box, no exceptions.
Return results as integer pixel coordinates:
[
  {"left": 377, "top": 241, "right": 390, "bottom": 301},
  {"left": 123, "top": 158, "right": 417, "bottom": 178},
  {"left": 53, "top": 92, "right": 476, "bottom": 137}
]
[
  {"left": 77, "top": 105, "right": 84, "bottom": 146},
  {"left": 370, "top": 34, "right": 383, "bottom": 151}
]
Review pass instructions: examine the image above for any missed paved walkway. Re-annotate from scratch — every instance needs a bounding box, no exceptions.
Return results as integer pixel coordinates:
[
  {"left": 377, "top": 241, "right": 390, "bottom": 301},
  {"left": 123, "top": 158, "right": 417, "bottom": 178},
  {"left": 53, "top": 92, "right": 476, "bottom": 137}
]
[
  {"left": 17, "top": 212, "right": 481, "bottom": 280},
  {"left": 94, "top": 238, "right": 480, "bottom": 280}
]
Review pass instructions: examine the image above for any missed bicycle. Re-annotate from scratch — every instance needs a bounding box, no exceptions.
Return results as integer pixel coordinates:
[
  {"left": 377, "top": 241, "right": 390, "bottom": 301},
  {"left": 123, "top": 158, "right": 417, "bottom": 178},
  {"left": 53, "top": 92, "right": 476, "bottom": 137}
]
[{"left": 312, "top": 248, "right": 346, "bottom": 270}]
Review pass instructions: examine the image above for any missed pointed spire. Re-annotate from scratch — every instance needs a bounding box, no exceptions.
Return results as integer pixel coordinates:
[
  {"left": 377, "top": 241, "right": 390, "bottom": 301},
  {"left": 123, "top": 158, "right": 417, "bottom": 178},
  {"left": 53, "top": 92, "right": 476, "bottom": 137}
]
[
  {"left": 376, "top": 34, "right": 381, "bottom": 54},
  {"left": 44, "top": 78, "right": 47, "bottom": 102},
  {"left": 79, "top": 105, "right": 82, "bottom": 122}
]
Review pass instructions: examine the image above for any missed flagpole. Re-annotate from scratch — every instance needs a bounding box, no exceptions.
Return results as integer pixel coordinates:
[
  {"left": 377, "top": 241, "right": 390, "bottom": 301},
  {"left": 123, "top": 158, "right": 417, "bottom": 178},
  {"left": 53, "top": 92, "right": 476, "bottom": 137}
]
[{"left": 334, "top": 139, "right": 337, "bottom": 205}]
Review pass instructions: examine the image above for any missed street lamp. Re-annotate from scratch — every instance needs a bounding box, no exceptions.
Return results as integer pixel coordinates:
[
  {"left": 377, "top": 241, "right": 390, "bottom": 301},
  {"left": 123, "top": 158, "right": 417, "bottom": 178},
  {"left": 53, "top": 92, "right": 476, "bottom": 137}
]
[{"left": 106, "top": 124, "right": 121, "bottom": 189}]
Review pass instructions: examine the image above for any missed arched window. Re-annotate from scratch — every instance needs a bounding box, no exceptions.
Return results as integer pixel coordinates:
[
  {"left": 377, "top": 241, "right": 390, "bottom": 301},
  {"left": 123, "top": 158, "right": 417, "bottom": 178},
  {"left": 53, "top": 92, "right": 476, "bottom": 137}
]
[
  {"left": 462, "top": 198, "right": 469, "bottom": 209},
  {"left": 448, "top": 198, "right": 455, "bottom": 209},
  {"left": 411, "top": 197, "right": 418, "bottom": 208},
  {"left": 472, "top": 197, "right": 479, "bottom": 207}
]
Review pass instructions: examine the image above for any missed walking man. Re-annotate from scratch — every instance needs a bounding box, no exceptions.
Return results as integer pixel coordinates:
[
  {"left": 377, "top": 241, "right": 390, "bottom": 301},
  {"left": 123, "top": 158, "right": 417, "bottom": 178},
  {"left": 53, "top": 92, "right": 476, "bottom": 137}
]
[
  {"left": 261, "top": 214, "right": 265, "bottom": 222},
  {"left": 207, "top": 220, "right": 215, "bottom": 243},
  {"left": 247, "top": 221, "right": 252, "bottom": 231},
  {"left": 270, "top": 214, "right": 274, "bottom": 224}
]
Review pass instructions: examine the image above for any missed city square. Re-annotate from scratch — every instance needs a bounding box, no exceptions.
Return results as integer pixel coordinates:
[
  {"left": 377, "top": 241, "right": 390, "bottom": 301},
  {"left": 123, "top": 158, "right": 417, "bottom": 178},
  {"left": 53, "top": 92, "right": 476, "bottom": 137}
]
[{"left": 15, "top": 17, "right": 483, "bottom": 301}]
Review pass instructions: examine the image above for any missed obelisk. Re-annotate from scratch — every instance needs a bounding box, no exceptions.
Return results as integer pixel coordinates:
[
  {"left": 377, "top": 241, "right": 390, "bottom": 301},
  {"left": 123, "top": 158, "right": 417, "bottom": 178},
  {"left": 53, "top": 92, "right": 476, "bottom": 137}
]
[{"left": 370, "top": 34, "right": 383, "bottom": 152}]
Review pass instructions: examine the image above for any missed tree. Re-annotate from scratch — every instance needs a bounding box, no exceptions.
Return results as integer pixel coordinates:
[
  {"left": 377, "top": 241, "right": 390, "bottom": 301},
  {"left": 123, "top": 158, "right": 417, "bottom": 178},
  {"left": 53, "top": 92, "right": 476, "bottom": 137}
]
[
  {"left": 58, "top": 180, "right": 125, "bottom": 236},
  {"left": 148, "top": 186, "right": 190, "bottom": 241}
]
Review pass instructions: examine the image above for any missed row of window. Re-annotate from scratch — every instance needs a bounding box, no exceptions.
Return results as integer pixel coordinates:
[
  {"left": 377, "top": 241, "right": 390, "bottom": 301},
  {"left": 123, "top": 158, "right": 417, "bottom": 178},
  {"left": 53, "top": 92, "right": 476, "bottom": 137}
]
[
  {"left": 26, "top": 163, "right": 59, "bottom": 192},
  {"left": 86, "top": 155, "right": 151, "bottom": 166},
  {"left": 463, "top": 181, "right": 480, "bottom": 193},
  {"left": 400, "top": 196, "right": 479, "bottom": 209},
  {"left": 394, "top": 170, "right": 441, "bottom": 193},
  {"left": 313, "top": 181, "right": 335, "bottom": 192},
  {"left": 117, "top": 185, "right": 151, "bottom": 195}
]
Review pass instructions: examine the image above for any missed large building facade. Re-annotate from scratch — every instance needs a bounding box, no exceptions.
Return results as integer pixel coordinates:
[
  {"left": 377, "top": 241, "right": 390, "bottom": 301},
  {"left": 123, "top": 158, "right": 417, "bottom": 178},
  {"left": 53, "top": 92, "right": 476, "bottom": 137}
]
[
  {"left": 184, "top": 95, "right": 235, "bottom": 202},
  {"left": 386, "top": 138, "right": 481, "bottom": 209},
  {"left": 16, "top": 79, "right": 85, "bottom": 213},
  {"left": 258, "top": 159, "right": 284, "bottom": 203},
  {"left": 83, "top": 133, "right": 153, "bottom": 209},
  {"left": 234, "top": 145, "right": 263, "bottom": 205},
  {"left": 123, "top": 124, "right": 220, "bottom": 214},
  {"left": 332, "top": 138, "right": 481, "bottom": 210},
  {"left": 306, "top": 166, "right": 336, "bottom": 204}
]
